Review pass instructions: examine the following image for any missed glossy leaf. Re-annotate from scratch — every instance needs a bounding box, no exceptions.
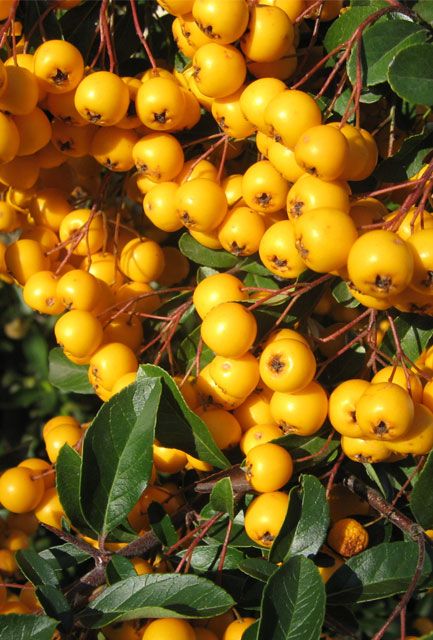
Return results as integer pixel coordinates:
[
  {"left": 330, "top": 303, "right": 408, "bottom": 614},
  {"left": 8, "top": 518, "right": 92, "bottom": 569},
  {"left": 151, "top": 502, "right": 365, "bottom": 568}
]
[
  {"left": 0, "top": 615, "right": 57, "bottom": 640},
  {"left": 141, "top": 365, "right": 229, "bottom": 469},
  {"left": 16, "top": 549, "right": 59, "bottom": 587},
  {"left": 106, "top": 556, "right": 137, "bottom": 585},
  {"left": 179, "top": 233, "right": 237, "bottom": 268},
  {"left": 148, "top": 502, "right": 178, "bottom": 547},
  {"left": 380, "top": 313, "right": 433, "bottom": 362},
  {"left": 35, "top": 585, "right": 73, "bottom": 631},
  {"left": 80, "top": 376, "right": 162, "bottom": 535},
  {"left": 239, "top": 558, "right": 277, "bottom": 582},
  {"left": 78, "top": 574, "right": 235, "bottom": 627},
  {"left": 347, "top": 20, "right": 429, "bottom": 86},
  {"left": 376, "top": 124, "right": 433, "bottom": 181},
  {"left": 326, "top": 541, "right": 432, "bottom": 604},
  {"left": 177, "top": 325, "right": 214, "bottom": 371},
  {"left": 179, "top": 544, "right": 244, "bottom": 573},
  {"left": 39, "top": 543, "right": 91, "bottom": 570},
  {"left": 258, "top": 556, "right": 326, "bottom": 640},
  {"left": 48, "top": 348, "right": 93, "bottom": 394},
  {"left": 410, "top": 449, "right": 433, "bottom": 528},
  {"left": 56, "top": 444, "right": 96, "bottom": 537},
  {"left": 332, "top": 280, "right": 359, "bottom": 308},
  {"left": 388, "top": 44, "right": 433, "bottom": 106},
  {"left": 210, "top": 478, "right": 235, "bottom": 520},
  {"left": 323, "top": 2, "right": 388, "bottom": 52},
  {"left": 270, "top": 475, "right": 330, "bottom": 563}
]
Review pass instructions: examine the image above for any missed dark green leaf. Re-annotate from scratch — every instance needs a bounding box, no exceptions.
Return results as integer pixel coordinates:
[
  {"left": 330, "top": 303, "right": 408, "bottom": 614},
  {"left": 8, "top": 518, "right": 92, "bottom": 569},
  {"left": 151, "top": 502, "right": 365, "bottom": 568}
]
[
  {"left": 332, "top": 280, "right": 359, "bottom": 308},
  {"left": 239, "top": 558, "right": 277, "bottom": 582},
  {"left": 323, "top": 2, "right": 388, "bottom": 52},
  {"left": 347, "top": 20, "right": 429, "bottom": 86},
  {"left": 59, "top": 0, "right": 100, "bottom": 57},
  {"left": 56, "top": 444, "right": 96, "bottom": 537},
  {"left": 177, "top": 325, "right": 214, "bottom": 371},
  {"left": 210, "top": 478, "right": 235, "bottom": 520},
  {"left": 326, "top": 540, "right": 430, "bottom": 603},
  {"left": 35, "top": 586, "right": 72, "bottom": 631},
  {"left": 78, "top": 574, "right": 235, "bottom": 627},
  {"left": 243, "top": 272, "right": 279, "bottom": 292},
  {"left": 39, "top": 543, "right": 91, "bottom": 570},
  {"left": 258, "top": 556, "right": 326, "bottom": 640},
  {"left": 106, "top": 556, "right": 137, "bottom": 585},
  {"left": 148, "top": 502, "right": 178, "bottom": 547},
  {"left": 388, "top": 44, "right": 433, "bottom": 106},
  {"left": 206, "top": 512, "right": 258, "bottom": 548},
  {"left": 48, "top": 348, "right": 93, "bottom": 394},
  {"left": 0, "top": 615, "right": 57, "bottom": 640},
  {"left": 273, "top": 430, "right": 339, "bottom": 469},
  {"left": 141, "top": 365, "right": 229, "bottom": 469},
  {"left": 243, "top": 621, "right": 259, "bottom": 640},
  {"left": 16, "top": 550, "right": 59, "bottom": 587},
  {"left": 410, "top": 449, "right": 433, "bottom": 528},
  {"left": 271, "top": 475, "right": 330, "bottom": 563},
  {"left": 80, "top": 376, "right": 162, "bottom": 535},
  {"left": 380, "top": 313, "right": 433, "bottom": 361},
  {"left": 376, "top": 124, "right": 433, "bottom": 181},
  {"left": 364, "top": 462, "right": 393, "bottom": 500},
  {"left": 179, "top": 544, "right": 244, "bottom": 572},
  {"left": 239, "top": 258, "right": 273, "bottom": 276},
  {"left": 179, "top": 233, "right": 237, "bottom": 268}
]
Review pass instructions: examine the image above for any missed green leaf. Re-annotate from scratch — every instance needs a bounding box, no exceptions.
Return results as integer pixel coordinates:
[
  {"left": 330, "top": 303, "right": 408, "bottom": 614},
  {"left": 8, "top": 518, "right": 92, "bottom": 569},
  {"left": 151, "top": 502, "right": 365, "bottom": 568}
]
[
  {"left": 326, "top": 540, "right": 430, "bottom": 603},
  {"left": 270, "top": 475, "right": 330, "bottom": 563},
  {"left": 258, "top": 556, "right": 326, "bottom": 640},
  {"left": 48, "top": 348, "right": 93, "bottom": 394},
  {"left": 206, "top": 513, "right": 259, "bottom": 548},
  {"left": 179, "top": 544, "right": 244, "bottom": 572},
  {"left": 0, "top": 615, "right": 57, "bottom": 640},
  {"left": 388, "top": 44, "right": 433, "bottom": 106},
  {"left": 380, "top": 313, "right": 433, "bottom": 361},
  {"left": 414, "top": 0, "right": 433, "bottom": 24},
  {"left": 243, "top": 272, "right": 279, "bottom": 292},
  {"left": 347, "top": 20, "right": 429, "bottom": 86},
  {"left": 16, "top": 550, "right": 59, "bottom": 587},
  {"left": 106, "top": 556, "right": 137, "bottom": 585},
  {"left": 332, "top": 280, "right": 359, "bottom": 308},
  {"left": 56, "top": 444, "right": 96, "bottom": 537},
  {"left": 177, "top": 325, "right": 214, "bottom": 371},
  {"left": 141, "top": 365, "right": 230, "bottom": 469},
  {"left": 273, "top": 431, "right": 339, "bottom": 469},
  {"left": 35, "top": 585, "right": 73, "bottom": 631},
  {"left": 39, "top": 543, "right": 91, "bottom": 570},
  {"left": 239, "top": 258, "right": 273, "bottom": 276},
  {"left": 323, "top": 2, "right": 388, "bottom": 52},
  {"left": 80, "top": 376, "right": 162, "bottom": 535},
  {"left": 239, "top": 558, "right": 277, "bottom": 582},
  {"left": 210, "top": 478, "right": 235, "bottom": 520},
  {"left": 78, "top": 574, "right": 235, "bottom": 628},
  {"left": 410, "top": 449, "right": 433, "bottom": 528},
  {"left": 376, "top": 124, "right": 433, "bottom": 181},
  {"left": 243, "top": 621, "right": 259, "bottom": 640},
  {"left": 148, "top": 502, "right": 178, "bottom": 547},
  {"left": 179, "top": 233, "right": 237, "bottom": 268}
]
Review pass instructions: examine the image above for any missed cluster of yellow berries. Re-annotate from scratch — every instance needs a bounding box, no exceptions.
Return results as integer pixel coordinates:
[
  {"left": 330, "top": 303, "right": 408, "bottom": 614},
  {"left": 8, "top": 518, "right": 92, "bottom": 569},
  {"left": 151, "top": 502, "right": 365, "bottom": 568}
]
[{"left": 330, "top": 365, "right": 433, "bottom": 463}]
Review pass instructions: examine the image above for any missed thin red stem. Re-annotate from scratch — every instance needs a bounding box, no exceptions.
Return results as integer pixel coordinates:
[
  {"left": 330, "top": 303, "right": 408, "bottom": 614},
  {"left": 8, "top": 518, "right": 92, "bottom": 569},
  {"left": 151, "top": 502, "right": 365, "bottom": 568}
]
[{"left": 130, "top": 0, "right": 157, "bottom": 70}]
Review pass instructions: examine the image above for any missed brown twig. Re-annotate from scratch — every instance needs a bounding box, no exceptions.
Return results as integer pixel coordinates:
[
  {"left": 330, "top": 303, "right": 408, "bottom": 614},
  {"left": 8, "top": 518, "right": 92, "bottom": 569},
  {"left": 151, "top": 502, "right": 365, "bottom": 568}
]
[{"left": 343, "top": 474, "right": 427, "bottom": 640}]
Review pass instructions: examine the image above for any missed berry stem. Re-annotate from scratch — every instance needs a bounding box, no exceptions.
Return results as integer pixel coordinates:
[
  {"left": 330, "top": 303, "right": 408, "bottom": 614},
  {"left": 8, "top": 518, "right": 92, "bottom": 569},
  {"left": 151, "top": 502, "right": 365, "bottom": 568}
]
[{"left": 130, "top": 0, "right": 158, "bottom": 71}]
